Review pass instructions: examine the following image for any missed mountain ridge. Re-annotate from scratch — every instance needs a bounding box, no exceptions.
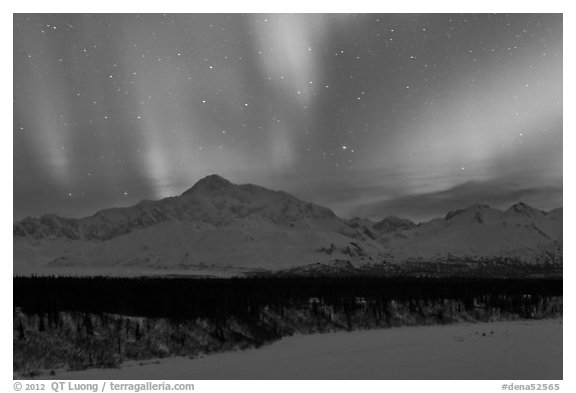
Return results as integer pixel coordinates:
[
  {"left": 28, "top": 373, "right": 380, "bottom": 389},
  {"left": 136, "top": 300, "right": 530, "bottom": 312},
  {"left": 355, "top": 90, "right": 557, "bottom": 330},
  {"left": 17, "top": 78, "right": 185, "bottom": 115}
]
[
  {"left": 14, "top": 174, "right": 340, "bottom": 241},
  {"left": 13, "top": 175, "right": 562, "bottom": 276}
]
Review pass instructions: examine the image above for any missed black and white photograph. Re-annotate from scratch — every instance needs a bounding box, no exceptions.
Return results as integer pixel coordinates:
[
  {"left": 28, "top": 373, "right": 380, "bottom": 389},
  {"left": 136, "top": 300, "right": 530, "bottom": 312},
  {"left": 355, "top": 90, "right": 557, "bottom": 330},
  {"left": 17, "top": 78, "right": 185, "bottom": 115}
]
[{"left": 11, "top": 9, "right": 564, "bottom": 383}]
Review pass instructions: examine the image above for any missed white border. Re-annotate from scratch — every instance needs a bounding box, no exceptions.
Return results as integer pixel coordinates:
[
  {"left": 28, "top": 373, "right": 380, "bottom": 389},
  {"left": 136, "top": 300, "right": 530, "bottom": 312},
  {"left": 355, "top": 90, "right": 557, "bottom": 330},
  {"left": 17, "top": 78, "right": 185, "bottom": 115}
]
[{"left": 4, "top": 1, "right": 572, "bottom": 391}]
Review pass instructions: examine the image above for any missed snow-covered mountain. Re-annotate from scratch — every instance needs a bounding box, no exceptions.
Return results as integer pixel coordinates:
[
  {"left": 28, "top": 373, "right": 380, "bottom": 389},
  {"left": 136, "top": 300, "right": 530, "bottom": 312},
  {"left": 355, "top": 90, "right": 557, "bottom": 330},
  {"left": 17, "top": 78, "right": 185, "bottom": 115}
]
[
  {"left": 13, "top": 175, "right": 385, "bottom": 275},
  {"left": 13, "top": 175, "right": 562, "bottom": 276},
  {"left": 14, "top": 175, "right": 341, "bottom": 241},
  {"left": 373, "top": 216, "right": 417, "bottom": 234},
  {"left": 379, "top": 203, "right": 562, "bottom": 264}
]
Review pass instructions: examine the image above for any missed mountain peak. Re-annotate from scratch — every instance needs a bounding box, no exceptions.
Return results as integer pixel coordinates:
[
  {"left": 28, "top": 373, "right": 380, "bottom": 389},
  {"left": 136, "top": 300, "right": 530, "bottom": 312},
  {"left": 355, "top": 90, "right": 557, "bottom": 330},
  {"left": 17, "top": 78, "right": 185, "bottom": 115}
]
[
  {"left": 445, "top": 204, "right": 492, "bottom": 221},
  {"left": 506, "top": 202, "right": 543, "bottom": 218},
  {"left": 373, "top": 215, "right": 416, "bottom": 233},
  {"left": 182, "top": 174, "right": 233, "bottom": 195},
  {"left": 510, "top": 201, "right": 533, "bottom": 210}
]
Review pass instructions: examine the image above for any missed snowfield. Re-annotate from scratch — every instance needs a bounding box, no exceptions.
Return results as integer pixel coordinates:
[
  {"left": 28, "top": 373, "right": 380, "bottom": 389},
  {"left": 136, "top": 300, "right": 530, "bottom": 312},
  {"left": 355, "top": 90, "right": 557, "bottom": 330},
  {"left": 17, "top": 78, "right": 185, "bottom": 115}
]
[{"left": 53, "top": 319, "right": 562, "bottom": 380}]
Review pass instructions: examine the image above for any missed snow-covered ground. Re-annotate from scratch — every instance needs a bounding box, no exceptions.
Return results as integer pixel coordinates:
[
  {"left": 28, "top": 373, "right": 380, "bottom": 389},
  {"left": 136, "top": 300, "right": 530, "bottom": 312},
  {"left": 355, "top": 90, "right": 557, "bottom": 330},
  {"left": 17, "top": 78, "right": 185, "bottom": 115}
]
[{"left": 54, "top": 319, "right": 562, "bottom": 380}]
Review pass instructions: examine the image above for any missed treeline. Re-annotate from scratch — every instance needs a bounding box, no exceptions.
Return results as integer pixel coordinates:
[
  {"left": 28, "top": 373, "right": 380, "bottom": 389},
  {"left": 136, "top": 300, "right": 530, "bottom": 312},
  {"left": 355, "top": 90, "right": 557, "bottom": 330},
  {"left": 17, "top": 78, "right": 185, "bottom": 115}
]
[{"left": 14, "top": 276, "right": 562, "bottom": 321}]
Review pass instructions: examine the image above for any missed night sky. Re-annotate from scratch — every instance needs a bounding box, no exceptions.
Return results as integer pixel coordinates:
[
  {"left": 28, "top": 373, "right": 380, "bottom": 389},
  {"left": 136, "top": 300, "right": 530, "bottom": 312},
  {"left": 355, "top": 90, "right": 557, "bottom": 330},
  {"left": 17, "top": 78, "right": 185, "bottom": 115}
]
[{"left": 13, "top": 14, "right": 562, "bottom": 222}]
